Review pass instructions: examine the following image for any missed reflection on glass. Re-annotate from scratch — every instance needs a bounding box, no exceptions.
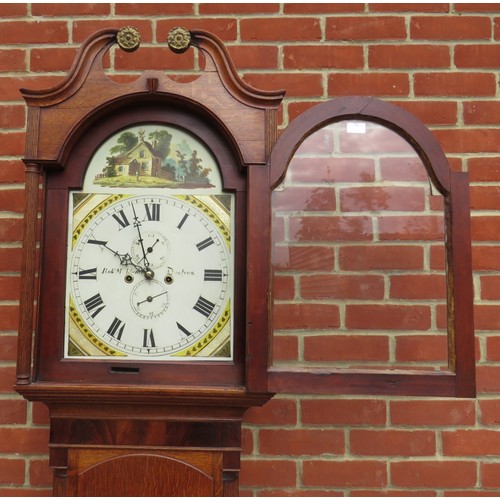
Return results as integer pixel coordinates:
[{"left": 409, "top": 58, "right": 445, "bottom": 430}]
[{"left": 271, "top": 120, "right": 447, "bottom": 372}]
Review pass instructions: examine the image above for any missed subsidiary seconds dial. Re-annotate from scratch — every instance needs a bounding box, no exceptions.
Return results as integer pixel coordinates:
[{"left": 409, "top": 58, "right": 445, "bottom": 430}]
[{"left": 66, "top": 193, "right": 232, "bottom": 359}]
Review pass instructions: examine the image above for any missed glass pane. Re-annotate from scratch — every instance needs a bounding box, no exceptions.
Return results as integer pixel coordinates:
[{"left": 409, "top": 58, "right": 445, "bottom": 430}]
[{"left": 271, "top": 120, "right": 448, "bottom": 372}]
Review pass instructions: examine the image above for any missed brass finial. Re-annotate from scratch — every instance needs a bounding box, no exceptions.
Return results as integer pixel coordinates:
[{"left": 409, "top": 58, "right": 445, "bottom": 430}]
[
  {"left": 117, "top": 26, "right": 141, "bottom": 52},
  {"left": 167, "top": 27, "right": 191, "bottom": 54}
]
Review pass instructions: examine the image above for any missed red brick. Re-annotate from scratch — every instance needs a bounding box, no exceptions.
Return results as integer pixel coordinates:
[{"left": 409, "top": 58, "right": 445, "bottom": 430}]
[
  {"left": 0, "top": 132, "right": 25, "bottom": 156},
  {"left": 455, "top": 45, "right": 500, "bottom": 68},
  {"left": 286, "top": 4, "right": 364, "bottom": 13},
  {"left": 471, "top": 186, "right": 500, "bottom": 210},
  {"left": 29, "top": 460, "right": 52, "bottom": 487},
  {"left": 0, "top": 305, "right": 19, "bottom": 330},
  {"left": 0, "top": 219, "right": 23, "bottom": 242},
  {"left": 378, "top": 215, "right": 444, "bottom": 241},
  {"left": 0, "top": 107, "right": 25, "bottom": 130},
  {"left": 474, "top": 305, "right": 500, "bottom": 330},
  {"left": 442, "top": 429, "right": 500, "bottom": 456},
  {"left": 259, "top": 429, "right": 344, "bottom": 456},
  {"left": 0, "top": 487, "right": 51, "bottom": 496},
  {"left": 329, "top": 73, "right": 410, "bottom": 97},
  {"left": 390, "top": 274, "right": 446, "bottom": 300},
  {"left": 116, "top": 3, "right": 193, "bottom": 15},
  {"left": 241, "top": 427, "right": 253, "bottom": 455},
  {"left": 389, "top": 100, "right": 458, "bottom": 126},
  {"left": 116, "top": 46, "right": 195, "bottom": 71},
  {"left": 0, "top": 189, "right": 25, "bottom": 213},
  {"left": 482, "top": 462, "right": 500, "bottom": 489},
  {"left": 0, "top": 428, "right": 49, "bottom": 454},
  {"left": 464, "top": 102, "right": 500, "bottom": 125},
  {"left": 480, "top": 275, "right": 500, "bottom": 300},
  {"left": 471, "top": 216, "right": 500, "bottom": 241},
  {"left": 415, "top": 72, "right": 496, "bottom": 97},
  {"left": 395, "top": 335, "right": 448, "bottom": 363},
  {"left": 350, "top": 430, "right": 435, "bottom": 456},
  {"left": 391, "top": 460, "right": 476, "bottom": 488},
  {"left": 346, "top": 304, "right": 431, "bottom": 330},
  {"left": 390, "top": 399, "right": 476, "bottom": 426},
  {"left": 294, "top": 127, "right": 334, "bottom": 154},
  {"left": 301, "top": 274, "right": 384, "bottom": 300},
  {"left": 379, "top": 157, "right": 430, "bottom": 181},
  {"left": 0, "top": 399, "right": 26, "bottom": 424},
  {"left": 340, "top": 125, "right": 414, "bottom": 154},
  {"left": 0, "top": 248, "right": 22, "bottom": 273},
  {"left": 0, "top": 276, "right": 21, "bottom": 301},
  {"left": 301, "top": 399, "right": 387, "bottom": 426},
  {"left": 272, "top": 335, "right": 298, "bottom": 361},
  {"left": 0, "top": 459, "right": 25, "bottom": 485},
  {"left": 303, "top": 460, "right": 387, "bottom": 487},
  {"left": 370, "top": 45, "right": 450, "bottom": 68},
  {"left": 0, "top": 4, "right": 27, "bottom": 16},
  {"left": 479, "top": 400, "right": 500, "bottom": 425},
  {"left": 284, "top": 45, "right": 364, "bottom": 69},
  {"left": 472, "top": 246, "right": 500, "bottom": 270},
  {"left": 430, "top": 244, "right": 446, "bottom": 270},
  {"left": 0, "top": 49, "right": 25, "bottom": 71},
  {"left": 32, "top": 3, "right": 110, "bottom": 15},
  {"left": 273, "top": 275, "right": 295, "bottom": 301},
  {"left": 244, "top": 398, "right": 297, "bottom": 426},
  {"left": 486, "top": 336, "right": 500, "bottom": 361},
  {"left": 289, "top": 157, "right": 376, "bottom": 183},
  {"left": 339, "top": 245, "right": 424, "bottom": 271},
  {"left": 0, "top": 367, "right": 16, "bottom": 392},
  {"left": 240, "top": 460, "right": 296, "bottom": 488},
  {"left": 340, "top": 186, "right": 425, "bottom": 212},
  {"left": 273, "top": 303, "right": 340, "bottom": 330},
  {"left": 30, "top": 48, "right": 78, "bottom": 72},
  {"left": 433, "top": 128, "right": 500, "bottom": 154},
  {"left": 73, "top": 20, "right": 154, "bottom": 43},
  {"left": 200, "top": 3, "right": 279, "bottom": 14},
  {"left": 456, "top": 3, "right": 500, "bottom": 12},
  {"left": 410, "top": 16, "right": 491, "bottom": 40},
  {"left": 304, "top": 335, "right": 389, "bottom": 362},
  {"left": 32, "top": 403, "right": 50, "bottom": 426},
  {"left": 241, "top": 17, "right": 322, "bottom": 42},
  {"left": 370, "top": 4, "right": 450, "bottom": 12},
  {"left": 8, "top": 75, "right": 65, "bottom": 101},
  {"left": 289, "top": 216, "right": 373, "bottom": 242},
  {"left": 273, "top": 246, "right": 335, "bottom": 271},
  {"left": 243, "top": 72, "right": 323, "bottom": 97},
  {"left": 0, "top": 21, "right": 68, "bottom": 44},
  {"left": 477, "top": 366, "right": 500, "bottom": 393},
  {"left": 326, "top": 16, "right": 406, "bottom": 40},
  {"left": 273, "top": 187, "right": 335, "bottom": 212},
  {"left": 228, "top": 45, "right": 278, "bottom": 70}
]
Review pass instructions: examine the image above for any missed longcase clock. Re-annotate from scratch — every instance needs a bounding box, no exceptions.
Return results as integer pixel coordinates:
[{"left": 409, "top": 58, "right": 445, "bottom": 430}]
[{"left": 15, "top": 27, "right": 284, "bottom": 496}]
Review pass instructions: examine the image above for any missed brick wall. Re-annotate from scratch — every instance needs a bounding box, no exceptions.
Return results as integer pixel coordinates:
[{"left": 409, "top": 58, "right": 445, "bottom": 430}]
[{"left": 1, "top": 2, "right": 499, "bottom": 495}]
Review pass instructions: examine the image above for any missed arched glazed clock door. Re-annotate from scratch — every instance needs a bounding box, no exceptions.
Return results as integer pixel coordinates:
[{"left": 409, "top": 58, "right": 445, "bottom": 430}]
[{"left": 259, "top": 96, "right": 475, "bottom": 398}]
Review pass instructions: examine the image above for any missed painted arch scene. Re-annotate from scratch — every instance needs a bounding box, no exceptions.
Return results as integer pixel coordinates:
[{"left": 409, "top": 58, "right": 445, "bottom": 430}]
[{"left": 87, "top": 125, "right": 220, "bottom": 190}]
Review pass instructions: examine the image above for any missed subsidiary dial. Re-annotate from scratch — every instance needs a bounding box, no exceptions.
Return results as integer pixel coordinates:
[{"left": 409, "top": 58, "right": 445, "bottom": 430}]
[
  {"left": 131, "top": 230, "right": 170, "bottom": 270},
  {"left": 130, "top": 279, "right": 169, "bottom": 319}
]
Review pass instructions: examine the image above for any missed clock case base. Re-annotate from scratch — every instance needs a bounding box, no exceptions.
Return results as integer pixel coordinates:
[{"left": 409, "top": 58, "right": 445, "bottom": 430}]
[{"left": 17, "top": 384, "right": 272, "bottom": 496}]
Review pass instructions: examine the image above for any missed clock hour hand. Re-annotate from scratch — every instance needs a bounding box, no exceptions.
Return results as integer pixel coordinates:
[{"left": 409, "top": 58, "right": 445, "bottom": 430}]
[
  {"left": 97, "top": 241, "right": 148, "bottom": 274},
  {"left": 132, "top": 204, "right": 151, "bottom": 271}
]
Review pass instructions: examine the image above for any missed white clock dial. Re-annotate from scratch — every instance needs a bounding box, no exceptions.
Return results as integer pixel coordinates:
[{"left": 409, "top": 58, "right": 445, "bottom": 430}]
[{"left": 66, "top": 193, "right": 233, "bottom": 359}]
